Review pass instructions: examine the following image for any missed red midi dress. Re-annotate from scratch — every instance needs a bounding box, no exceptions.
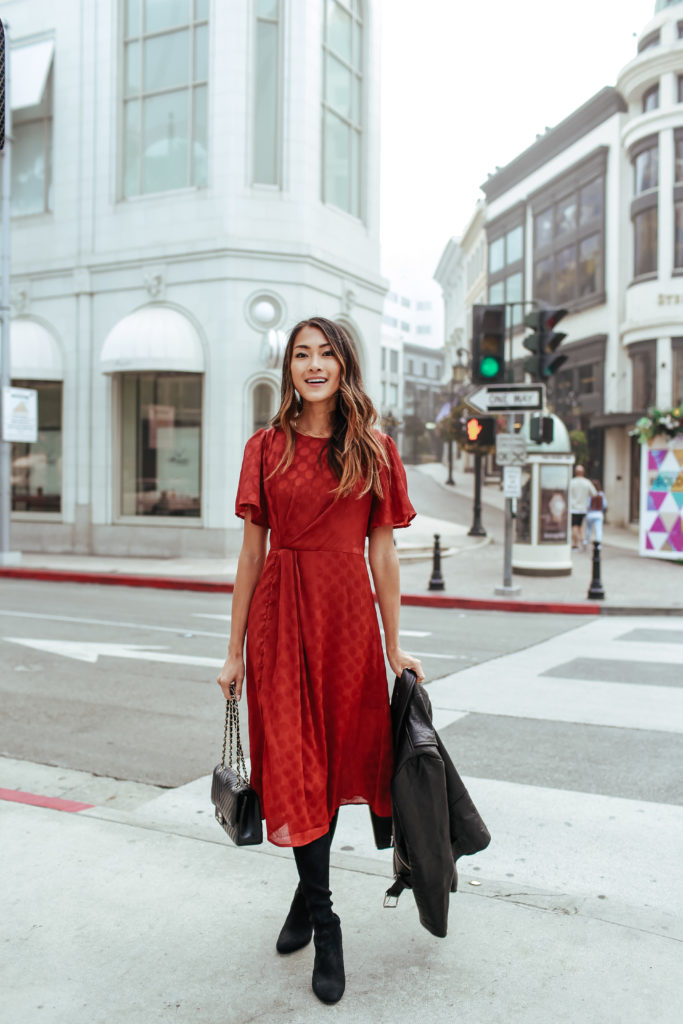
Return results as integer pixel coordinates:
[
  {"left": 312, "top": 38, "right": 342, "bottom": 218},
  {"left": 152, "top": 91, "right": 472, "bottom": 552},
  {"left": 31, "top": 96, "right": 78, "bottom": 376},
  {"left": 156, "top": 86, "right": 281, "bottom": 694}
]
[{"left": 235, "top": 426, "right": 415, "bottom": 847}]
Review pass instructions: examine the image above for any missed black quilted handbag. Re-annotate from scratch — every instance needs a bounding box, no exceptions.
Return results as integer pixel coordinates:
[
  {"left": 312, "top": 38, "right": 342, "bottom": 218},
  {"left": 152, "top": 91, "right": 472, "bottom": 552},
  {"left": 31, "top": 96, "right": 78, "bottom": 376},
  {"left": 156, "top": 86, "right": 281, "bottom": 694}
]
[{"left": 211, "top": 693, "right": 263, "bottom": 846}]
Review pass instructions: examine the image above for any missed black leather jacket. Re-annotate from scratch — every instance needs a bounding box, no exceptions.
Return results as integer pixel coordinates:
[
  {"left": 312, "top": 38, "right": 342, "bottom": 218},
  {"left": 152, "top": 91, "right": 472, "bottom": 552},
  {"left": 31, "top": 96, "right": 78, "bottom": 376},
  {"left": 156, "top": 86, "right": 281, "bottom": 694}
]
[{"left": 385, "top": 669, "right": 491, "bottom": 938}]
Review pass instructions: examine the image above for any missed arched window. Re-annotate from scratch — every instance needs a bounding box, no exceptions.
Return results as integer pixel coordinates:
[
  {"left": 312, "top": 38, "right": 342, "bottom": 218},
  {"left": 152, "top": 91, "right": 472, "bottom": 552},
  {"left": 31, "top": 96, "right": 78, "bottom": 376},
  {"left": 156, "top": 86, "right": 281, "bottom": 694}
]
[
  {"left": 253, "top": 381, "right": 277, "bottom": 433},
  {"left": 322, "top": 0, "right": 363, "bottom": 217}
]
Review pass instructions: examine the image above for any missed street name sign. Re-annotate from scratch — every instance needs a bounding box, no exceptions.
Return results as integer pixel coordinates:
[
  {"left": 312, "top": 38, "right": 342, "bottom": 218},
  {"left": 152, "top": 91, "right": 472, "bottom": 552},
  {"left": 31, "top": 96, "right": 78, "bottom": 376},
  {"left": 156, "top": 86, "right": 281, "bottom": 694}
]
[
  {"left": 495, "top": 434, "right": 527, "bottom": 466},
  {"left": 466, "top": 384, "right": 544, "bottom": 414}
]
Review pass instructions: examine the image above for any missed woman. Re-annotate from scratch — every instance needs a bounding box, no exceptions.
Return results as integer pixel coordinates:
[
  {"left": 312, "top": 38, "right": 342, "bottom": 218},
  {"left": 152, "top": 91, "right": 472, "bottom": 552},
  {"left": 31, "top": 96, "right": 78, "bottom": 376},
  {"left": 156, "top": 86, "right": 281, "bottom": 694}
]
[
  {"left": 585, "top": 478, "right": 607, "bottom": 546},
  {"left": 217, "top": 317, "right": 423, "bottom": 1006}
]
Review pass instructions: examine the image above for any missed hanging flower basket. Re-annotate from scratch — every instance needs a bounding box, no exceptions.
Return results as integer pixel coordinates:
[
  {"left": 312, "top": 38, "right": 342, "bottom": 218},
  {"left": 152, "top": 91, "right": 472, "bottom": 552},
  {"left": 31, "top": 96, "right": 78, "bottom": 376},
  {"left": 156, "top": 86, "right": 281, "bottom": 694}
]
[{"left": 630, "top": 407, "right": 683, "bottom": 444}]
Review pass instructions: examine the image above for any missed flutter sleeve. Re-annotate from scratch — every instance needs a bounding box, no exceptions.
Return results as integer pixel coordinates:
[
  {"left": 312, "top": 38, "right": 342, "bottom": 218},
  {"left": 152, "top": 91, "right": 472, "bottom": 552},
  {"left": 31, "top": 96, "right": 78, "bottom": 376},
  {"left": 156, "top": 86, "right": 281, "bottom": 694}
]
[
  {"left": 368, "top": 434, "right": 416, "bottom": 531},
  {"left": 235, "top": 428, "right": 269, "bottom": 528}
]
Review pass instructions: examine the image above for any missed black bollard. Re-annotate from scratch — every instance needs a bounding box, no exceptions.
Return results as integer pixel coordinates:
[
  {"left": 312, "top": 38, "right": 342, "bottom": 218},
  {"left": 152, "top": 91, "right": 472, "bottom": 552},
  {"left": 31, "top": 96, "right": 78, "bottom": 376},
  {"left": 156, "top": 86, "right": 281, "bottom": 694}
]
[
  {"left": 428, "top": 533, "right": 445, "bottom": 591},
  {"left": 587, "top": 541, "right": 605, "bottom": 600}
]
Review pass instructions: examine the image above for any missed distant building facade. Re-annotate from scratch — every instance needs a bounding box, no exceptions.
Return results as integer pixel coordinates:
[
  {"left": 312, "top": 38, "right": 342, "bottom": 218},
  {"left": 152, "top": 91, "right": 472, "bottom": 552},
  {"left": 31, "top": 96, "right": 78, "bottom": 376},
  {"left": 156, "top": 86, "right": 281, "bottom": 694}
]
[
  {"left": 3, "top": 0, "right": 385, "bottom": 556},
  {"left": 439, "top": 1, "right": 683, "bottom": 526},
  {"left": 379, "top": 280, "right": 444, "bottom": 457}
]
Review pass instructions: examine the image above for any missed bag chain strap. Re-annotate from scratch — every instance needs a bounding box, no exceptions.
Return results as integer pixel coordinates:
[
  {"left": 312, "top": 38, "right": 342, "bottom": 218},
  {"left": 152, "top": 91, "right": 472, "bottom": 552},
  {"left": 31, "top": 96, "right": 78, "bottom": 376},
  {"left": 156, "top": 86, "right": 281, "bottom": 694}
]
[{"left": 221, "top": 689, "right": 248, "bottom": 782}]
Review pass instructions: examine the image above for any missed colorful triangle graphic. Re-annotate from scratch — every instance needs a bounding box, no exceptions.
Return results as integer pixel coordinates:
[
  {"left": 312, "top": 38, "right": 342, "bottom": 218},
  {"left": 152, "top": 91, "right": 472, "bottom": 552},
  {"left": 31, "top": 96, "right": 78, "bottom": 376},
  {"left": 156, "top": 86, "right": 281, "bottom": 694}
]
[
  {"left": 661, "top": 452, "right": 681, "bottom": 474},
  {"left": 672, "top": 491, "right": 683, "bottom": 509},
  {"left": 649, "top": 516, "right": 668, "bottom": 533},
  {"left": 647, "top": 491, "right": 668, "bottom": 511},
  {"left": 667, "top": 517, "right": 683, "bottom": 552},
  {"left": 672, "top": 473, "right": 683, "bottom": 492}
]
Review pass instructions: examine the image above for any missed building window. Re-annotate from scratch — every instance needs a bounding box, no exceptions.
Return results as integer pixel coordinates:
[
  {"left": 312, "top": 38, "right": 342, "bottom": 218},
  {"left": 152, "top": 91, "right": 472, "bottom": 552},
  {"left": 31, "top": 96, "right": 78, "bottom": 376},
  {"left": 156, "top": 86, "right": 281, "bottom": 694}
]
[
  {"left": 675, "top": 203, "right": 683, "bottom": 270},
  {"left": 678, "top": 75, "right": 683, "bottom": 103},
  {"left": 642, "top": 84, "right": 659, "bottom": 113},
  {"left": 407, "top": 359, "right": 414, "bottom": 375},
  {"left": 252, "top": 381, "right": 276, "bottom": 432},
  {"left": 533, "top": 160, "right": 605, "bottom": 308},
  {"left": 389, "top": 383, "right": 398, "bottom": 405},
  {"left": 634, "top": 143, "right": 658, "bottom": 193},
  {"left": 10, "top": 380, "right": 62, "bottom": 512},
  {"left": 322, "top": 0, "right": 363, "bottom": 217},
  {"left": 382, "top": 314, "right": 397, "bottom": 328},
  {"left": 122, "top": 0, "right": 209, "bottom": 198},
  {"left": 401, "top": 296, "right": 411, "bottom": 308},
  {"left": 389, "top": 350, "right": 398, "bottom": 373},
  {"left": 120, "top": 372, "right": 202, "bottom": 517},
  {"left": 416, "top": 301, "right": 432, "bottom": 311},
  {"left": 673, "top": 341, "right": 683, "bottom": 405},
  {"left": 629, "top": 344, "right": 656, "bottom": 412},
  {"left": 638, "top": 30, "right": 660, "bottom": 53},
  {"left": 400, "top": 321, "right": 410, "bottom": 332},
  {"left": 631, "top": 137, "right": 658, "bottom": 279},
  {"left": 634, "top": 208, "right": 658, "bottom": 277},
  {"left": 488, "top": 221, "right": 524, "bottom": 326},
  {"left": 11, "top": 54, "right": 54, "bottom": 216},
  {"left": 381, "top": 348, "right": 386, "bottom": 371},
  {"left": 253, "top": 0, "right": 281, "bottom": 185},
  {"left": 675, "top": 133, "right": 683, "bottom": 271},
  {"left": 416, "top": 325, "right": 432, "bottom": 335},
  {"left": 422, "top": 361, "right": 428, "bottom": 377}
]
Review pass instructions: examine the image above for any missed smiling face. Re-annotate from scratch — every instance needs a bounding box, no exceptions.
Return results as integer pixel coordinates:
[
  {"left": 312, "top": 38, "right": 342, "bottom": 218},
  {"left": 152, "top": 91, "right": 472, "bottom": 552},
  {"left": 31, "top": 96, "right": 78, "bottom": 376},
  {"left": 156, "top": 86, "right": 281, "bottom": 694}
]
[{"left": 290, "top": 325, "right": 342, "bottom": 406}]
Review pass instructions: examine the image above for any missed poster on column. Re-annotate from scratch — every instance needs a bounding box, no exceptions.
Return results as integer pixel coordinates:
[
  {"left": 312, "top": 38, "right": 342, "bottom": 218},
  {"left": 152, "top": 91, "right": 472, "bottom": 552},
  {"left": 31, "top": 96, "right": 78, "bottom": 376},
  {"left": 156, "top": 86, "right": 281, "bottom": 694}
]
[
  {"left": 639, "top": 436, "right": 683, "bottom": 559},
  {"left": 3, "top": 387, "right": 38, "bottom": 443}
]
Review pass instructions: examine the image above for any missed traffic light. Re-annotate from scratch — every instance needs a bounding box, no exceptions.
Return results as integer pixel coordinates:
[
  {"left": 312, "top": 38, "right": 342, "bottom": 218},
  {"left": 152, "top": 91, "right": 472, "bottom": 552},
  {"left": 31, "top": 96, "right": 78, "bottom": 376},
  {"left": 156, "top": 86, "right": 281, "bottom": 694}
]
[
  {"left": 529, "top": 415, "right": 554, "bottom": 443},
  {"left": 523, "top": 308, "right": 568, "bottom": 381},
  {"left": 465, "top": 415, "right": 495, "bottom": 448},
  {"left": 472, "top": 304, "right": 506, "bottom": 384}
]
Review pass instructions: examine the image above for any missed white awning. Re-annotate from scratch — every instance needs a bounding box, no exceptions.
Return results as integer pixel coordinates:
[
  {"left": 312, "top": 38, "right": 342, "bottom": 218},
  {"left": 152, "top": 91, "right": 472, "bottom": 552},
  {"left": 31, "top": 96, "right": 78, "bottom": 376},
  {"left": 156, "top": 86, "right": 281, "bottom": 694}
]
[
  {"left": 100, "top": 306, "right": 205, "bottom": 374},
  {"left": 11, "top": 39, "right": 55, "bottom": 112},
  {"left": 11, "top": 319, "right": 63, "bottom": 380}
]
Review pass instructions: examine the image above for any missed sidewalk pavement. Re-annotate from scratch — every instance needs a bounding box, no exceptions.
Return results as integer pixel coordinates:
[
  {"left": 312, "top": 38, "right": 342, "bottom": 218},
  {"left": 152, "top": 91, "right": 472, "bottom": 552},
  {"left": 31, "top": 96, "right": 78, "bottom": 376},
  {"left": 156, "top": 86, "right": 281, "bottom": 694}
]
[
  {"left": 0, "top": 460, "right": 680, "bottom": 613},
  {"left": 3, "top": 756, "right": 680, "bottom": 1024}
]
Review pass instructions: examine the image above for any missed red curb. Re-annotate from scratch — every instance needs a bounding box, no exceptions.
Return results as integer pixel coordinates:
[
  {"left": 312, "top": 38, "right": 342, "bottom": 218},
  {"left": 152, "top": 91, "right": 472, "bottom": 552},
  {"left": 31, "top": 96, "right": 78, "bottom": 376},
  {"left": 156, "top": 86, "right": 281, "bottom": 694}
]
[
  {"left": 0, "top": 568, "right": 235, "bottom": 593},
  {"left": 399, "top": 594, "right": 602, "bottom": 616},
  {"left": 0, "top": 566, "right": 602, "bottom": 614},
  {"left": 0, "top": 788, "right": 94, "bottom": 813}
]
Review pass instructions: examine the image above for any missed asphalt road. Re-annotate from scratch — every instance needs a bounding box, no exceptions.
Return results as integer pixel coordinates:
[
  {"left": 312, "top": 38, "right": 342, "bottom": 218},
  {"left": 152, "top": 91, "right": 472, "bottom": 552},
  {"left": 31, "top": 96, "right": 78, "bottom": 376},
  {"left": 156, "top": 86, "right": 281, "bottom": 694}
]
[{"left": 0, "top": 578, "right": 580, "bottom": 787}]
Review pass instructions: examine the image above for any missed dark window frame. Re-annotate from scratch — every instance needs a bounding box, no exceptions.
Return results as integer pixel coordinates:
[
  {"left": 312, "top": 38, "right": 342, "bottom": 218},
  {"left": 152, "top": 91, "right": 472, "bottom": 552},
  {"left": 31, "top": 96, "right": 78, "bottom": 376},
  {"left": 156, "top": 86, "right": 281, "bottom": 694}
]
[
  {"left": 642, "top": 83, "right": 660, "bottom": 113},
  {"left": 630, "top": 135, "right": 659, "bottom": 282},
  {"left": 673, "top": 338, "right": 683, "bottom": 406},
  {"left": 530, "top": 149, "right": 607, "bottom": 312},
  {"left": 638, "top": 29, "right": 660, "bottom": 53},
  {"left": 628, "top": 340, "right": 657, "bottom": 413},
  {"left": 486, "top": 202, "right": 526, "bottom": 332}
]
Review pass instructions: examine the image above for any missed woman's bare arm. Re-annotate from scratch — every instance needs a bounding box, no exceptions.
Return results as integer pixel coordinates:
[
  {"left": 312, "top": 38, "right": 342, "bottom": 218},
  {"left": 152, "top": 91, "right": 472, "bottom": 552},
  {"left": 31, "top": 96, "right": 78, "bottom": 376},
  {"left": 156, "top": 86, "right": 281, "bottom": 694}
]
[
  {"left": 216, "top": 512, "right": 267, "bottom": 700},
  {"left": 368, "top": 525, "right": 424, "bottom": 682}
]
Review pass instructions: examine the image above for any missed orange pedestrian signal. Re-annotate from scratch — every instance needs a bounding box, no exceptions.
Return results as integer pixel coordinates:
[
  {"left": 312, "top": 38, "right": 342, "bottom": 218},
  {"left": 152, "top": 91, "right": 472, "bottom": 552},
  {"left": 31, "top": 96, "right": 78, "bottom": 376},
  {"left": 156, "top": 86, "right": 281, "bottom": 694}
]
[
  {"left": 464, "top": 416, "right": 495, "bottom": 448},
  {"left": 467, "top": 418, "right": 483, "bottom": 442}
]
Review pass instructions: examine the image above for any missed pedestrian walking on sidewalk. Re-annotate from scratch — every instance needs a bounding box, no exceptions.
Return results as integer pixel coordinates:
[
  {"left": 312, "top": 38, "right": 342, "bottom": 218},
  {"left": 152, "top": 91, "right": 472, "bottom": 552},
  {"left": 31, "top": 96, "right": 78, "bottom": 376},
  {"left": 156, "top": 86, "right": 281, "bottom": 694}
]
[
  {"left": 570, "top": 465, "right": 597, "bottom": 550},
  {"left": 585, "top": 479, "right": 607, "bottom": 546},
  {"left": 217, "top": 317, "right": 424, "bottom": 1005}
]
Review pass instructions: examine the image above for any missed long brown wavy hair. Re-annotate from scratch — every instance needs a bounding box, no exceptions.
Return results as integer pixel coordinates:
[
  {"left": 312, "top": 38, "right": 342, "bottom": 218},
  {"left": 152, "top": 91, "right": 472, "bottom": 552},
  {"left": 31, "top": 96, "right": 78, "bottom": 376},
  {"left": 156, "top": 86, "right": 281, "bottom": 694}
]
[{"left": 270, "top": 317, "right": 389, "bottom": 498}]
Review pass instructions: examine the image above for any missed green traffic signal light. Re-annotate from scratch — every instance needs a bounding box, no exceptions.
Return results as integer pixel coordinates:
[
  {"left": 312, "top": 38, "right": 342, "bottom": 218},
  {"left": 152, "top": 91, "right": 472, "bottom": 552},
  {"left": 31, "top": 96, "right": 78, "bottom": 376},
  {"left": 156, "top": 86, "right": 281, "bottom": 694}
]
[
  {"left": 479, "top": 355, "right": 501, "bottom": 378},
  {"left": 472, "top": 304, "right": 506, "bottom": 384}
]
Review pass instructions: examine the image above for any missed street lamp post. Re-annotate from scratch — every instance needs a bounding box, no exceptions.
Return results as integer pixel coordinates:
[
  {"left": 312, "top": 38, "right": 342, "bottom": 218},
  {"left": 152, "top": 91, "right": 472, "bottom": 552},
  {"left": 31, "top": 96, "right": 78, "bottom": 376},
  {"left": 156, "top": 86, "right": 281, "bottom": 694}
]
[{"left": 446, "top": 350, "right": 468, "bottom": 486}]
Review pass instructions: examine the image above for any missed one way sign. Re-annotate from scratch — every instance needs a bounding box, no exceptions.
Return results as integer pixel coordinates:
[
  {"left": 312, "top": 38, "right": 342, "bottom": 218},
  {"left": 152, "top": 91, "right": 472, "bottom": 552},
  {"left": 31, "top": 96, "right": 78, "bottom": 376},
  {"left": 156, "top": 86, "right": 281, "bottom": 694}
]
[{"left": 466, "top": 383, "right": 544, "bottom": 414}]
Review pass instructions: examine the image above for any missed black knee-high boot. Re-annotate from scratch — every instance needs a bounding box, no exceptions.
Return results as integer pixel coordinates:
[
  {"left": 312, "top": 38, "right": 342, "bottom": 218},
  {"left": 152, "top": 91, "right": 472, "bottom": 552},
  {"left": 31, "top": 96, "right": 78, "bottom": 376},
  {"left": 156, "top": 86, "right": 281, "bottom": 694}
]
[
  {"left": 276, "top": 812, "right": 339, "bottom": 956},
  {"left": 292, "top": 819, "right": 345, "bottom": 1004}
]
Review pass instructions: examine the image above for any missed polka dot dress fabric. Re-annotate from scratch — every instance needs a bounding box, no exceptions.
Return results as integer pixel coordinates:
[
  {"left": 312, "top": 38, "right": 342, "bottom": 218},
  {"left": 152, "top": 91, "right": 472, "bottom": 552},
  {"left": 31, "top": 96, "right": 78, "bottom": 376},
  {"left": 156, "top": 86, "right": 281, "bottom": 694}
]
[{"left": 235, "top": 427, "right": 416, "bottom": 847}]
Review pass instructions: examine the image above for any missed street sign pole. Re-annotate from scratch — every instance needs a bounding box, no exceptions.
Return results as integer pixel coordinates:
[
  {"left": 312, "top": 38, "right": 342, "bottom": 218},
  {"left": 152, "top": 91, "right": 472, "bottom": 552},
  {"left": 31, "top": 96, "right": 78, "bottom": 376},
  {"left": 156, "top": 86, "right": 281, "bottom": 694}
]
[{"left": 495, "top": 412, "right": 521, "bottom": 598}]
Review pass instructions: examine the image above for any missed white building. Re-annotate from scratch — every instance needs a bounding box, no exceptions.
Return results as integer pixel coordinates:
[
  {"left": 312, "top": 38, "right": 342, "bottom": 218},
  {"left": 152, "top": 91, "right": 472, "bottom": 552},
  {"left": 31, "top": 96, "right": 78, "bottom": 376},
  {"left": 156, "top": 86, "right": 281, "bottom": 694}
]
[
  {"left": 2, "top": 0, "right": 385, "bottom": 556},
  {"left": 438, "top": 0, "right": 683, "bottom": 527},
  {"left": 378, "top": 278, "right": 443, "bottom": 455}
]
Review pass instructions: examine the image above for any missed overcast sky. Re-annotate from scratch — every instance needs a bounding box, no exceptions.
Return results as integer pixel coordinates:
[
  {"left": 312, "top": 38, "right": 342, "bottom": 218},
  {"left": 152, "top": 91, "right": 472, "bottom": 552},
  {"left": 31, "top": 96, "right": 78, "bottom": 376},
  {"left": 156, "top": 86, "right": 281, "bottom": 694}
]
[{"left": 379, "top": 0, "right": 658, "bottom": 282}]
